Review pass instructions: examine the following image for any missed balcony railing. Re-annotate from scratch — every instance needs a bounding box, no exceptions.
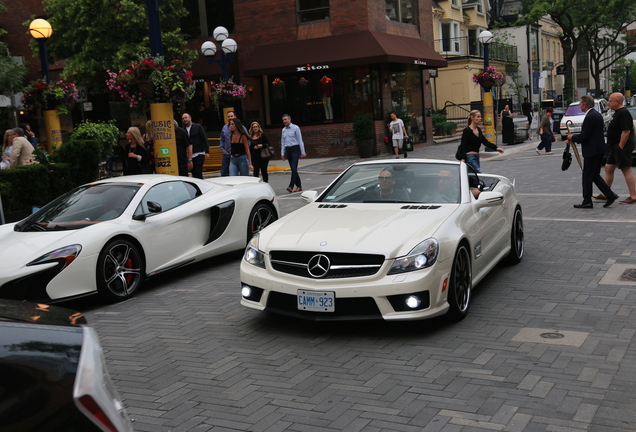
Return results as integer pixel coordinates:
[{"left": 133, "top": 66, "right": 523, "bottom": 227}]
[{"left": 434, "top": 37, "right": 518, "bottom": 64}]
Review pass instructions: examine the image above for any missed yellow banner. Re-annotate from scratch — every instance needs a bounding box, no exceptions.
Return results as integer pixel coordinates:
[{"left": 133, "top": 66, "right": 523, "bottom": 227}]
[
  {"left": 43, "top": 109, "right": 63, "bottom": 154},
  {"left": 150, "top": 103, "right": 179, "bottom": 176},
  {"left": 482, "top": 91, "right": 496, "bottom": 146}
]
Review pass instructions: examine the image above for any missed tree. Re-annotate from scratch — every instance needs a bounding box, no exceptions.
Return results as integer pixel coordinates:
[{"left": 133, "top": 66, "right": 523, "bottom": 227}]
[
  {"left": 581, "top": 0, "right": 636, "bottom": 96},
  {"left": 40, "top": 0, "right": 198, "bottom": 94},
  {"left": 519, "top": 0, "right": 594, "bottom": 104},
  {"left": 0, "top": 1, "right": 27, "bottom": 98}
]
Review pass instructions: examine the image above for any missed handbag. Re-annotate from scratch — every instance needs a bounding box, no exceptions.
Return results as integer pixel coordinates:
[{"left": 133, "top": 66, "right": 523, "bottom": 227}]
[
  {"left": 455, "top": 143, "right": 466, "bottom": 161},
  {"left": 260, "top": 146, "right": 275, "bottom": 159},
  {"left": 551, "top": 136, "right": 556, "bottom": 143},
  {"left": 561, "top": 143, "right": 572, "bottom": 171},
  {"left": 404, "top": 137, "right": 414, "bottom": 152}
]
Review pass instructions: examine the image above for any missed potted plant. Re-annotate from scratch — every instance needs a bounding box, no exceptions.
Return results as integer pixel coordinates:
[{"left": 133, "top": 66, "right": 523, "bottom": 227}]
[
  {"left": 21, "top": 79, "right": 78, "bottom": 115},
  {"left": 441, "top": 121, "right": 458, "bottom": 136},
  {"left": 210, "top": 78, "right": 248, "bottom": 115},
  {"left": 432, "top": 112, "right": 447, "bottom": 136},
  {"left": 352, "top": 112, "right": 375, "bottom": 158},
  {"left": 472, "top": 66, "right": 506, "bottom": 90},
  {"left": 106, "top": 55, "right": 195, "bottom": 111}
]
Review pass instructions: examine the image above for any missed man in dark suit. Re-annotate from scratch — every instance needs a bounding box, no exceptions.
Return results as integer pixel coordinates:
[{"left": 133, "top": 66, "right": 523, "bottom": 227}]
[
  {"left": 181, "top": 113, "right": 209, "bottom": 179},
  {"left": 567, "top": 95, "right": 617, "bottom": 208}
]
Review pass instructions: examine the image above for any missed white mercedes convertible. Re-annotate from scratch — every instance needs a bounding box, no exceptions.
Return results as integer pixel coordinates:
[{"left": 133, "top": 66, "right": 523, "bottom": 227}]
[
  {"left": 0, "top": 175, "right": 278, "bottom": 303},
  {"left": 240, "top": 159, "right": 523, "bottom": 322}
]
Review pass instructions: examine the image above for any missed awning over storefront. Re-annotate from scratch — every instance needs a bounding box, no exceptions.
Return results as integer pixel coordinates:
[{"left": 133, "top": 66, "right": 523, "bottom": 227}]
[{"left": 243, "top": 31, "right": 447, "bottom": 76}]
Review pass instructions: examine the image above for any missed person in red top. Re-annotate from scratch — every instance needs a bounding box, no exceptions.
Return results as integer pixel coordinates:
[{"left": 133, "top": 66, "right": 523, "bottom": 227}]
[{"left": 319, "top": 75, "right": 334, "bottom": 123}]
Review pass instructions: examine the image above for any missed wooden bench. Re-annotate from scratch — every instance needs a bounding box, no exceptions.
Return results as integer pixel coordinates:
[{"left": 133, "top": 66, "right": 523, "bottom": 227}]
[{"left": 203, "top": 138, "right": 223, "bottom": 173}]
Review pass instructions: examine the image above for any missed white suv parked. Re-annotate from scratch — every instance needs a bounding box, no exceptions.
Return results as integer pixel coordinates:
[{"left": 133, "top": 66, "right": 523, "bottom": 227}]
[{"left": 559, "top": 98, "right": 612, "bottom": 139}]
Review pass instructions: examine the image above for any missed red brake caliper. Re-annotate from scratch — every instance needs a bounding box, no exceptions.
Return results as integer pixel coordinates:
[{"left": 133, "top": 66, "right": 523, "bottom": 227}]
[{"left": 124, "top": 258, "right": 133, "bottom": 284}]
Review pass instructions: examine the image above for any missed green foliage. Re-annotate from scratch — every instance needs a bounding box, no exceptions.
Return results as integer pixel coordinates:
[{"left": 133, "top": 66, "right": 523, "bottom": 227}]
[
  {"left": 0, "top": 57, "right": 27, "bottom": 98},
  {"left": 41, "top": 0, "right": 199, "bottom": 93},
  {"left": 432, "top": 113, "right": 447, "bottom": 127},
  {"left": 51, "top": 139, "right": 104, "bottom": 187},
  {"left": 440, "top": 122, "right": 458, "bottom": 136},
  {"left": 352, "top": 112, "right": 375, "bottom": 141},
  {"left": 71, "top": 120, "right": 121, "bottom": 161},
  {"left": 0, "top": 164, "right": 59, "bottom": 212}
]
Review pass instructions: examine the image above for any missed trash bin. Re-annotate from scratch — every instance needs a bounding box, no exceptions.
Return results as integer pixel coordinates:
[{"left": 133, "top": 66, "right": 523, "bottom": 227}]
[{"left": 503, "top": 115, "right": 530, "bottom": 145}]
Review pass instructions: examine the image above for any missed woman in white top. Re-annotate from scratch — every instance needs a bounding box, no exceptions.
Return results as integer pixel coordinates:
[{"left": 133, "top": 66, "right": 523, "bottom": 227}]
[{"left": 387, "top": 112, "right": 408, "bottom": 159}]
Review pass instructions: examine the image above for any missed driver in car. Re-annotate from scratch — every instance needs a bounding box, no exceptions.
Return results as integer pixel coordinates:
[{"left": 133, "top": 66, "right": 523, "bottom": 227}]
[{"left": 364, "top": 169, "right": 410, "bottom": 201}]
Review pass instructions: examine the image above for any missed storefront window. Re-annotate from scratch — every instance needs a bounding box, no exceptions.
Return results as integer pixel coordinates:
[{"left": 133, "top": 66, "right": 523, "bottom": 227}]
[
  {"left": 263, "top": 66, "right": 382, "bottom": 127},
  {"left": 389, "top": 64, "right": 424, "bottom": 123}
]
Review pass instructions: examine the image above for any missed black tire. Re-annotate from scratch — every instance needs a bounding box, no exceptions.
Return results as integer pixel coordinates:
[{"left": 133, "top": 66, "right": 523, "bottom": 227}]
[
  {"left": 247, "top": 203, "right": 277, "bottom": 241},
  {"left": 505, "top": 207, "right": 524, "bottom": 264},
  {"left": 96, "top": 239, "right": 144, "bottom": 302},
  {"left": 447, "top": 244, "right": 472, "bottom": 321}
]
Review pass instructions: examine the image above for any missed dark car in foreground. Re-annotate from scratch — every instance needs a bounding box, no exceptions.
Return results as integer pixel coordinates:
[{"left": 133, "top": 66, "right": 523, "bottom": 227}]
[{"left": 0, "top": 299, "right": 133, "bottom": 431}]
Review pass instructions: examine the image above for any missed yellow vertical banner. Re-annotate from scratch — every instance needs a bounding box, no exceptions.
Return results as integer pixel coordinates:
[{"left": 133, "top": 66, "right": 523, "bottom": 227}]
[
  {"left": 482, "top": 91, "right": 496, "bottom": 146},
  {"left": 150, "top": 102, "right": 179, "bottom": 176},
  {"left": 43, "top": 109, "right": 63, "bottom": 154}
]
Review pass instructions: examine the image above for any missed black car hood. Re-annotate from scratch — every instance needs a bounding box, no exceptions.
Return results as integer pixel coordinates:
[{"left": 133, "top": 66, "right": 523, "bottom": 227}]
[{"left": 0, "top": 299, "right": 86, "bottom": 326}]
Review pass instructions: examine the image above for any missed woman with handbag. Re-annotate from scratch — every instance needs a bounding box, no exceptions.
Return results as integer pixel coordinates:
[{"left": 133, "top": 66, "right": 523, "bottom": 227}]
[
  {"left": 536, "top": 107, "right": 555, "bottom": 155},
  {"left": 249, "top": 121, "right": 271, "bottom": 182},
  {"left": 459, "top": 110, "right": 504, "bottom": 173}
]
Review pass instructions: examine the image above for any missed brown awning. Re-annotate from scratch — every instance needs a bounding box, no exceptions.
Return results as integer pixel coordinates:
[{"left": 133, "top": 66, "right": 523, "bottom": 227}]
[{"left": 242, "top": 31, "right": 447, "bottom": 76}]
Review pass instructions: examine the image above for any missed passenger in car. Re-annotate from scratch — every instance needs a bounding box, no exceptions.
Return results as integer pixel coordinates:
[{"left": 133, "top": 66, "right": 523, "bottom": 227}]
[{"left": 364, "top": 169, "right": 410, "bottom": 201}]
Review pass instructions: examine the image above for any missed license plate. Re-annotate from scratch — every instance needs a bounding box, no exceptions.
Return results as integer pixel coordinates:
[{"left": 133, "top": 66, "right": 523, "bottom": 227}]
[{"left": 297, "top": 290, "right": 335, "bottom": 312}]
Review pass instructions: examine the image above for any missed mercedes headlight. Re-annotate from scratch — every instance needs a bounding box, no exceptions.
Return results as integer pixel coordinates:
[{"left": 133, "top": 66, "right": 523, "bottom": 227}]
[
  {"left": 244, "top": 234, "right": 265, "bottom": 268},
  {"left": 388, "top": 238, "right": 438, "bottom": 275}
]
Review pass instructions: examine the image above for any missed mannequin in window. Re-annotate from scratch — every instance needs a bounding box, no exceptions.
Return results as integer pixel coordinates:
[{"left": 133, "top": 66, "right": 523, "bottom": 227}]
[
  {"left": 272, "top": 78, "right": 286, "bottom": 119},
  {"left": 298, "top": 77, "right": 311, "bottom": 122},
  {"left": 319, "top": 75, "right": 334, "bottom": 123}
]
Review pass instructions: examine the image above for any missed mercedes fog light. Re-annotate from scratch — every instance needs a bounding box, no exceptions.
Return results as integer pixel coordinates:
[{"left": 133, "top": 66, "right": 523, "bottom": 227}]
[
  {"left": 241, "top": 286, "right": 252, "bottom": 298},
  {"left": 406, "top": 295, "right": 421, "bottom": 309}
]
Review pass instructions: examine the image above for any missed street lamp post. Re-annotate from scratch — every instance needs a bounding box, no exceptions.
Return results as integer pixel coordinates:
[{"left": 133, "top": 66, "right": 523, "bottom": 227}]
[
  {"left": 29, "top": 19, "right": 53, "bottom": 82},
  {"left": 625, "top": 59, "right": 631, "bottom": 100},
  {"left": 201, "top": 27, "right": 238, "bottom": 80},
  {"left": 478, "top": 30, "right": 496, "bottom": 146}
]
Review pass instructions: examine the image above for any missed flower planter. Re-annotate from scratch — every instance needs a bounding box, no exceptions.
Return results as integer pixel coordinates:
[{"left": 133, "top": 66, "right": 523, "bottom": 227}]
[{"left": 356, "top": 139, "right": 374, "bottom": 158}]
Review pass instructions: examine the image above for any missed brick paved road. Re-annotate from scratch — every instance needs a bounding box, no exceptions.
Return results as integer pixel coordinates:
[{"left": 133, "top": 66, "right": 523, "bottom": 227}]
[{"left": 78, "top": 139, "right": 636, "bottom": 431}]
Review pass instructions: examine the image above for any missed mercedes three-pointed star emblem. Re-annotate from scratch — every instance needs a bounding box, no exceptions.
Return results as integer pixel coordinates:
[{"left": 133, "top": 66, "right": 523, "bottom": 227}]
[{"left": 307, "top": 254, "right": 331, "bottom": 278}]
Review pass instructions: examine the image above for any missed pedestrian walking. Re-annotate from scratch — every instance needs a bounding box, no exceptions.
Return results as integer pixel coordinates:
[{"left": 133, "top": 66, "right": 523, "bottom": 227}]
[
  {"left": 567, "top": 95, "right": 618, "bottom": 208},
  {"left": 457, "top": 110, "right": 504, "bottom": 173},
  {"left": 592, "top": 92, "right": 636, "bottom": 204},
  {"left": 280, "top": 114, "right": 306, "bottom": 192},
  {"left": 181, "top": 113, "right": 208, "bottom": 179},
  {"left": 536, "top": 107, "right": 555, "bottom": 155},
  {"left": 387, "top": 112, "right": 408, "bottom": 159},
  {"left": 249, "top": 121, "right": 271, "bottom": 183},
  {"left": 228, "top": 118, "right": 253, "bottom": 176}
]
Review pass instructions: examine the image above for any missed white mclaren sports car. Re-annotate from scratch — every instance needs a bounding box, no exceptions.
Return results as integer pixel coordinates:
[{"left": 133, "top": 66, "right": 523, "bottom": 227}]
[
  {"left": 1, "top": 175, "right": 279, "bottom": 303},
  {"left": 240, "top": 159, "right": 523, "bottom": 322}
]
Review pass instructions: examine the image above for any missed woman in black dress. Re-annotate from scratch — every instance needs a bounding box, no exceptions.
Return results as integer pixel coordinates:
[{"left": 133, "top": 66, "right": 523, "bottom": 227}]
[
  {"left": 123, "top": 127, "right": 149, "bottom": 175},
  {"left": 249, "top": 121, "right": 271, "bottom": 182}
]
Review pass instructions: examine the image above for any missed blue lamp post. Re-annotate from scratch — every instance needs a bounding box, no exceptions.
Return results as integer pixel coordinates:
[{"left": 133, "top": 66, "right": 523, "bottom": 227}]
[
  {"left": 201, "top": 26, "right": 238, "bottom": 80},
  {"left": 144, "top": 0, "right": 163, "bottom": 56},
  {"left": 478, "top": 30, "right": 493, "bottom": 70},
  {"left": 478, "top": 30, "right": 496, "bottom": 147},
  {"left": 29, "top": 19, "right": 53, "bottom": 82}
]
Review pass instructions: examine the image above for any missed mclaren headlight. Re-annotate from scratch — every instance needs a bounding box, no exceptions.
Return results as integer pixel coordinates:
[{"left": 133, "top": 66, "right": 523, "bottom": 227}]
[
  {"left": 27, "top": 244, "right": 82, "bottom": 271},
  {"left": 388, "top": 238, "right": 438, "bottom": 275},
  {"left": 244, "top": 234, "right": 266, "bottom": 269}
]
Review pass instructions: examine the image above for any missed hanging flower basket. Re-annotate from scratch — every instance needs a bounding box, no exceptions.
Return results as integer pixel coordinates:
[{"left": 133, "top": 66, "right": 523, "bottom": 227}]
[
  {"left": 106, "top": 55, "right": 195, "bottom": 111},
  {"left": 472, "top": 66, "right": 505, "bottom": 90},
  {"left": 209, "top": 78, "right": 247, "bottom": 115},
  {"left": 21, "top": 79, "right": 78, "bottom": 115}
]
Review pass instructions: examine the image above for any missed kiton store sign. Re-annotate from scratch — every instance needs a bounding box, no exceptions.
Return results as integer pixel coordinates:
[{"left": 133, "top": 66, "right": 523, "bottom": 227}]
[
  {"left": 296, "top": 64, "right": 330, "bottom": 72},
  {"left": 414, "top": 59, "right": 427, "bottom": 65}
]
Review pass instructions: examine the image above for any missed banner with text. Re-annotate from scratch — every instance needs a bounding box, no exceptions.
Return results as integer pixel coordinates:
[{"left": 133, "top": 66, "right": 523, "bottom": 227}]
[{"left": 150, "top": 103, "right": 179, "bottom": 176}]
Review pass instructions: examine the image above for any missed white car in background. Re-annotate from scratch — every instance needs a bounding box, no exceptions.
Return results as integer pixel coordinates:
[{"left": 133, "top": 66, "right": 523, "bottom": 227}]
[
  {"left": 240, "top": 159, "right": 524, "bottom": 322},
  {"left": 559, "top": 98, "right": 612, "bottom": 139}
]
